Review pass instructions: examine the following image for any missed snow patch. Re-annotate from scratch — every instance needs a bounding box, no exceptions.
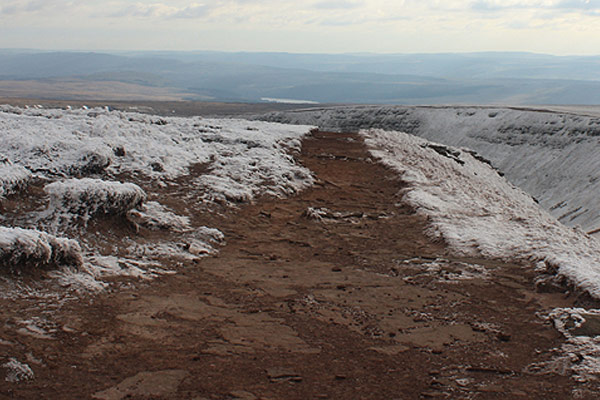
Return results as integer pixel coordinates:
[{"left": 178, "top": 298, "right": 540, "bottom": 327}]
[
  {"left": 0, "top": 106, "right": 314, "bottom": 293},
  {"left": 303, "top": 207, "right": 367, "bottom": 223},
  {"left": 257, "top": 105, "right": 600, "bottom": 234},
  {"left": 127, "top": 201, "right": 191, "bottom": 232},
  {"left": 0, "top": 161, "right": 31, "bottom": 198},
  {"left": 362, "top": 129, "right": 600, "bottom": 299},
  {"left": 125, "top": 226, "right": 225, "bottom": 261},
  {"left": 45, "top": 178, "right": 146, "bottom": 221},
  {"left": 396, "top": 258, "right": 491, "bottom": 283},
  {"left": 194, "top": 226, "right": 226, "bottom": 244},
  {"left": 3, "top": 358, "right": 34, "bottom": 382},
  {"left": 303, "top": 207, "right": 329, "bottom": 222},
  {"left": 84, "top": 255, "right": 153, "bottom": 280},
  {"left": 0, "top": 106, "right": 315, "bottom": 203},
  {"left": 48, "top": 268, "right": 108, "bottom": 292},
  {"left": 528, "top": 308, "right": 600, "bottom": 383},
  {"left": 0, "top": 227, "right": 83, "bottom": 273}
]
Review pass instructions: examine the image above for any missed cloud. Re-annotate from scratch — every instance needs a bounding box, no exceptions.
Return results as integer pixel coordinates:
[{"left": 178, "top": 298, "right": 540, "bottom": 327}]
[
  {"left": 313, "top": 0, "right": 363, "bottom": 10},
  {"left": 470, "top": 0, "right": 600, "bottom": 13},
  {"left": 173, "top": 4, "right": 211, "bottom": 18},
  {"left": 554, "top": 0, "right": 600, "bottom": 11},
  {"left": 555, "top": 0, "right": 599, "bottom": 8},
  {"left": 109, "top": 3, "right": 176, "bottom": 18},
  {"left": 1, "top": 0, "right": 599, "bottom": 55},
  {"left": 470, "top": 1, "right": 521, "bottom": 11},
  {"left": 0, "top": 0, "right": 70, "bottom": 15},
  {"left": 107, "top": 2, "right": 213, "bottom": 19}
]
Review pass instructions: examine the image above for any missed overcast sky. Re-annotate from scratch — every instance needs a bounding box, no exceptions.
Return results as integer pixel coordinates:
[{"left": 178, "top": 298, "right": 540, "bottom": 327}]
[{"left": 1, "top": 0, "right": 599, "bottom": 55}]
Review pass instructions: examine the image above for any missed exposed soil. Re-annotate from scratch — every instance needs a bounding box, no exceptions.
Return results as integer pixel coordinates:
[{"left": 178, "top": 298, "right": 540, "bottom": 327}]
[{"left": 0, "top": 131, "right": 592, "bottom": 399}]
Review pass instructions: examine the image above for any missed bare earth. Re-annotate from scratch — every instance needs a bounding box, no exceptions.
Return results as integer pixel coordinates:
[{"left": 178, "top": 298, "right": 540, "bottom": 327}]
[{"left": 0, "top": 131, "right": 591, "bottom": 399}]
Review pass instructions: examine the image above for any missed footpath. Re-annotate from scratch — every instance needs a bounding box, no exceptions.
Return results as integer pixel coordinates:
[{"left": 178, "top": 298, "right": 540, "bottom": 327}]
[{"left": 1, "top": 131, "right": 582, "bottom": 399}]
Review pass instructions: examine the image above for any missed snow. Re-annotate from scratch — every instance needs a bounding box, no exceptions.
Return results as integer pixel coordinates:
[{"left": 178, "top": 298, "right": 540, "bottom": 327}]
[
  {"left": 396, "top": 257, "right": 491, "bottom": 284},
  {"left": 527, "top": 308, "right": 600, "bottom": 383},
  {"left": 361, "top": 129, "right": 600, "bottom": 299},
  {"left": 125, "top": 226, "right": 225, "bottom": 261},
  {"left": 256, "top": 105, "right": 600, "bottom": 236},
  {"left": 194, "top": 226, "right": 226, "bottom": 244},
  {"left": 303, "top": 207, "right": 330, "bottom": 222},
  {"left": 45, "top": 178, "right": 146, "bottom": 223},
  {"left": 48, "top": 268, "right": 108, "bottom": 292},
  {"left": 82, "top": 255, "right": 153, "bottom": 280},
  {"left": 0, "top": 105, "right": 315, "bottom": 202},
  {"left": 0, "top": 161, "right": 31, "bottom": 199},
  {"left": 302, "top": 207, "right": 367, "bottom": 223},
  {"left": 3, "top": 358, "right": 34, "bottom": 382},
  {"left": 127, "top": 201, "right": 191, "bottom": 232},
  {"left": 261, "top": 97, "right": 320, "bottom": 105},
  {"left": 0, "top": 105, "right": 315, "bottom": 291},
  {"left": 0, "top": 227, "right": 83, "bottom": 273}
]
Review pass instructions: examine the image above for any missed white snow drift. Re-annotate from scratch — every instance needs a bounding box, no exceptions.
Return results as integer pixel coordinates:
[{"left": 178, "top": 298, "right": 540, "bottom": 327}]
[{"left": 362, "top": 129, "right": 600, "bottom": 299}]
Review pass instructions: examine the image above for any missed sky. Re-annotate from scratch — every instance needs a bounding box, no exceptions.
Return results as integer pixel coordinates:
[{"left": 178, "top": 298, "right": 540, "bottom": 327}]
[{"left": 1, "top": 0, "right": 600, "bottom": 55}]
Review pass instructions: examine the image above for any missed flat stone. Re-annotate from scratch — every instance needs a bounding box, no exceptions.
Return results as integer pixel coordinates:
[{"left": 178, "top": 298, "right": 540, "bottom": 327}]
[
  {"left": 92, "top": 370, "right": 189, "bottom": 400},
  {"left": 230, "top": 390, "right": 258, "bottom": 400},
  {"left": 478, "top": 384, "right": 505, "bottom": 393},
  {"left": 266, "top": 367, "right": 303, "bottom": 383},
  {"left": 368, "top": 345, "right": 410, "bottom": 355}
]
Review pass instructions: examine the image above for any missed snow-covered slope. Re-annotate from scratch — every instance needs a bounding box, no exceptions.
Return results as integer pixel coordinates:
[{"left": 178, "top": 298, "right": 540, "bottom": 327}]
[
  {"left": 362, "top": 129, "right": 600, "bottom": 299},
  {"left": 257, "top": 106, "right": 600, "bottom": 236},
  {"left": 0, "top": 105, "right": 315, "bottom": 292},
  {"left": 0, "top": 105, "right": 313, "bottom": 198}
]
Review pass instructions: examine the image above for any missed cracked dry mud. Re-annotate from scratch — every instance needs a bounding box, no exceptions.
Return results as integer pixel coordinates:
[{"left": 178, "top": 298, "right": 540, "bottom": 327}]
[{"left": 0, "top": 131, "right": 591, "bottom": 399}]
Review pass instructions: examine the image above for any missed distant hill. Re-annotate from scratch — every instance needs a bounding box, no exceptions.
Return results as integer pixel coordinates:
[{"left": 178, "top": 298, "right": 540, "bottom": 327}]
[{"left": 1, "top": 50, "right": 599, "bottom": 104}]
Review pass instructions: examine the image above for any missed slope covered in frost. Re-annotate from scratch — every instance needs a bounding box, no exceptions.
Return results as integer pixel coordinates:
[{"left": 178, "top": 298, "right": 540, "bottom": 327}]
[
  {"left": 257, "top": 106, "right": 600, "bottom": 236},
  {"left": 0, "top": 105, "right": 314, "bottom": 200},
  {"left": 0, "top": 105, "right": 315, "bottom": 291},
  {"left": 362, "top": 129, "right": 600, "bottom": 298}
]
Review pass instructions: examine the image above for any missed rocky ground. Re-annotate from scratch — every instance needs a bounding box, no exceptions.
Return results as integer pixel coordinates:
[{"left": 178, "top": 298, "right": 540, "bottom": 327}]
[{"left": 0, "top": 131, "right": 593, "bottom": 399}]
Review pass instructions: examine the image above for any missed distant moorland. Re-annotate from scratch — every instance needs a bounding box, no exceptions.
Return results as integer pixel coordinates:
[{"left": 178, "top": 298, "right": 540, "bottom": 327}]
[{"left": 1, "top": 50, "right": 600, "bottom": 104}]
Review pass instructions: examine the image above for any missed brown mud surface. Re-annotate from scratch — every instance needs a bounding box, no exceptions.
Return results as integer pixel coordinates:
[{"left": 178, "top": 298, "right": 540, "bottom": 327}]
[{"left": 0, "top": 131, "right": 590, "bottom": 399}]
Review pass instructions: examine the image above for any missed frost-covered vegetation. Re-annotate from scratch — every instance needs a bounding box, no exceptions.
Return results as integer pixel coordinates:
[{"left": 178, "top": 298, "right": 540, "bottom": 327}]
[
  {"left": 0, "top": 227, "right": 83, "bottom": 273},
  {"left": 257, "top": 105, "right": 600, "bottom": 236},
  {"left": 0, "top": 105, "right": 315, "bottom": 290},
  {"left": 127, "top": 201, "right": 191, "bottom": 232},
  {"left": 0, "top": 161, "right": 31, "bottom": 199},
  {"left": 0, "top": 105, "right": 313, "bottom": 199},
  {"left": 362, "top": 129, "right": 600, "bottom": 299},
  {"left": 45, "top": 178, "right": 146, "bottom": 221}
]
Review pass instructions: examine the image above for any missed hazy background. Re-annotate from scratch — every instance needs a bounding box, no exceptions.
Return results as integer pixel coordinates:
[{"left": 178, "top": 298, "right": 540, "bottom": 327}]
[
  {"left": 1, "top": 1, "right": 599, "bottom": 104},
  {"left": 1, "top": 50, "right": 600, "bottom": 104}
]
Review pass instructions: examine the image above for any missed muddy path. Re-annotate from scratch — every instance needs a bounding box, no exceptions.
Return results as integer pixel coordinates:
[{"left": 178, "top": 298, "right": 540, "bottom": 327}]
[{"left": 0, "top": 131, "right": 586, "bottom": 399}]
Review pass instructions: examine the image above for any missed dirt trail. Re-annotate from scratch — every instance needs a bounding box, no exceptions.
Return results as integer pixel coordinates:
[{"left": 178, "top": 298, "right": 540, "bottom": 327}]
[{"left": 0, "top": 131, "right": 586, "bottom": 399}]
